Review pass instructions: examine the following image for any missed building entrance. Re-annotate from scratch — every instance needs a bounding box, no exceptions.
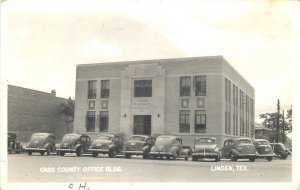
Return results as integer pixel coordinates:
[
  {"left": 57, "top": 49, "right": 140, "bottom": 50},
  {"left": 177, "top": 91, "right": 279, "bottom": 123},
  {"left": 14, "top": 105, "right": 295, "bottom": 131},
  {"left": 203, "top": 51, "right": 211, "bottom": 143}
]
[{"left": 133, "top": 115, "right": 151, "bottom": 135}]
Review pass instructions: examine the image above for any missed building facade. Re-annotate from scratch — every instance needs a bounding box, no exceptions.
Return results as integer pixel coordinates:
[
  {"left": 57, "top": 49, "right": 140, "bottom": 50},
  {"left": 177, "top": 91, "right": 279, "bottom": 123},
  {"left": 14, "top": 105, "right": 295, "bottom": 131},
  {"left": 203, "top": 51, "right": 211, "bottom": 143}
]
[
  {"left": 8, "top": 85, "right": 73, "bottom": 141},
  {"left": 74, "top": 56, "right": 255, "bottom": 146}
]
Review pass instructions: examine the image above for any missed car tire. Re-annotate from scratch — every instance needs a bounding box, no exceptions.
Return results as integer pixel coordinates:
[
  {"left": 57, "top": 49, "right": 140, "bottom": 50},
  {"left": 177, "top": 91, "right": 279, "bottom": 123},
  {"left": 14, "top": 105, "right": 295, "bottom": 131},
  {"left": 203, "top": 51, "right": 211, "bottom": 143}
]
[
  {"left": 143, "top": 153, "right": 150, "bottom": 159},
  {"left": 92, "top": 152, "right": 98, "bottom": 157},
  {"left": 266, "top": 157, "right": 272, "bottom": 161},
  {"left": 249, "top": 157, "right": 256, "bottom": 162},
  {"left": 214, "top": 156, "right": 219, "bottom": 162},
  {"left": 76, "top": 147, "right": 84, "bottom": 157},
  {"left": 28, "top": 151, "right": 32, "bottom": 155},
  {"left": 166, "top": 156, "right": 171, "bottom": 160},
  {"left": 60, "top": 151, "right": 65, "bottom": 156},
  {"left": 109, "top": 148, "right": 117, "bottom": 158},
  {"left": 280, "top": 153, "right": 288, "bottom": 159},
  {"left": 230, "top": 153, "right": 238, "bottom": 161},
  {"left": 173, "top": 152, "right": 178, "bottom": 160},
  {"left": 46, "top": 148, "right": 50, "bottom": 156},
  {"left": 40, "top": 151, "right": 45, "bottom": 156},
  {"left": 125, "top": 153, "right": 131, "bottom": 159}
]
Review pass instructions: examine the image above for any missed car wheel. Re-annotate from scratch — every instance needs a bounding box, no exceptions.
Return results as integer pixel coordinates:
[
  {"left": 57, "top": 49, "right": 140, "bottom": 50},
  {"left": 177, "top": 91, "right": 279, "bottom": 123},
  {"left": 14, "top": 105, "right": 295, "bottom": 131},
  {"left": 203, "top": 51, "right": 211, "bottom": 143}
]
[
  {"left": 143, "top": 153, "right": 150, "bottom": 159},
  {"left": 76, "top": 147, "right": 84, "bottom": 157},
  {"left": 230, "top": 153, "right": 238, "bottom": 161},
  {"left": 28, "top": 151, "right": 32, "bottom": 155},
  {"left": 173, "top": 152, "right": 178, "bottom": 160},
  {"left": 249, "top": 157, "right": 255, "bottom": 162},
  {"left": 46, "top": 148, "right": 50, "bottom": 156},
  {"left": 60, "top": 151, "right": 65, "bottom": 156},
  {"left": 166, "top": 156, "right": 171, "bottom": 160},
  {"left": 40, "top": 151, "right": 45, "bottom": 156},
  {"left": 280, "top": 153, "right": 288, "bottom": 159},
  {"left": 214, "top": 156, "right": 219, "bottom": 162},
  {"left": 109, "top": 148, "right": 117, "bottom": 158},
  {"left": 266, "top": 157, "right": 272, "bottom": 161},
  {"left": 92, "top": 152, "right": 98, "bottom": 157},
  {"left": 125, "top": 153, "right": 131, "bottom": 159},
  {"left": 185, "top": 157, "right": 188, "bottom": 161},
  {"left": 8, "top": 149, "right": 12, "bottom": 154}
]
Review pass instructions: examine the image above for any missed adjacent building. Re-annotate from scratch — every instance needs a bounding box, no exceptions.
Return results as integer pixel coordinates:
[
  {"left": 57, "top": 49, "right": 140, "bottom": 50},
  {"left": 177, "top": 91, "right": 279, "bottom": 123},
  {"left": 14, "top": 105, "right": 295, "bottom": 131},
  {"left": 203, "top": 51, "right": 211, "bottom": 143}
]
[
  {"left": 7, "top": 85, "right": 73, "bottom": 141},
  {"left": 74, "top": 56, "right": 255, "bottom": 146}
]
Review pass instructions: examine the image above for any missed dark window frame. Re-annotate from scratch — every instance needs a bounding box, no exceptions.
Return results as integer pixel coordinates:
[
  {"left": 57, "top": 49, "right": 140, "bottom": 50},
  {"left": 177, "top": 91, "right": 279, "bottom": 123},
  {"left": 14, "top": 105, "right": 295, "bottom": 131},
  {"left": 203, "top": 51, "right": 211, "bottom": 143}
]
[
  {"left": 88, "top": 80, "right": 97, "bottom": 99},
  {"left": 99, "top": 111, "right": 109, "bottom": 132},
  {"left": 134, "top": 80, "right": 152, "bottom": 97},
  {"left": 179, "top": 110, "right": 190, "bottom": 133},
  {"left": 194, "top": 76, "right": 206, "bottom": 96},
  {"left": 86, "top": 111, "right": 96, "bottom": 132},
  {"left": 180, "top": 76, "right": 191, "bottom": 97},
  {"left": 195, "top": 110, "right": 206, "bottom": 133},
  {"left": 101, "top": 80, "right": 110, "bottom": 98}
]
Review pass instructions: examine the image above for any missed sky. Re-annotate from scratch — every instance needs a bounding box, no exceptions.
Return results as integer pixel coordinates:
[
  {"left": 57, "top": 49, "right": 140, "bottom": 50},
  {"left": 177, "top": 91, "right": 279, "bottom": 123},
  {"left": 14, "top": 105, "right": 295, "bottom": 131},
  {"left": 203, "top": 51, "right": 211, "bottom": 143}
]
[{"left": 1, "top": 0, "right": 298, "bottom": 122}]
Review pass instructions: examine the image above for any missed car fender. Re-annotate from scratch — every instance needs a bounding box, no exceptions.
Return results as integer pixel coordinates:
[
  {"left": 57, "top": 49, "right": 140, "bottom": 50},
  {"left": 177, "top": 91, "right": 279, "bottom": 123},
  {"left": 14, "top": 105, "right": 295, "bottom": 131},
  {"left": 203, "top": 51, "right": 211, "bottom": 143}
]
[
  {"left": 74, "top": 144, "right": 82, "bottom": 150},
  {"left": 169, "top": 146, "right": 178, "bottom": 156},
  {"left": 231, "top": 148, "right": 239, "bottom": 156}
]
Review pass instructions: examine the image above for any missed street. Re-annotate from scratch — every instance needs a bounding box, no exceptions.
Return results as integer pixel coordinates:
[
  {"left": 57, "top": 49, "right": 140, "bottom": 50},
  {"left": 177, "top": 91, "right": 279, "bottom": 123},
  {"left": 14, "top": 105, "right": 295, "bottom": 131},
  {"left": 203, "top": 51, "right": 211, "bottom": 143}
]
[{"left": 8, "top": 153, "right": 292, "bottom": 183}]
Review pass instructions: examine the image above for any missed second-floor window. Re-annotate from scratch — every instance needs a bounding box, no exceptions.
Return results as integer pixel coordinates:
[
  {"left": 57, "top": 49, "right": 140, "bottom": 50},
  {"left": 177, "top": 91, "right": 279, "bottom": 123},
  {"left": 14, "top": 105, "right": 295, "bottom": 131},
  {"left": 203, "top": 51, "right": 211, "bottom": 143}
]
[
  {"left": 134, "top": 80, "right": 152, "bottom": 97},
  {"left": 194, "top": 76, "right": 206, "bottom": 96},
  {"left": 88, "top": 80, "right": 97, "bottom": 99},
  {"left": 101, "top": 80, "right": 110, "bottom": 98},
  {"left": 180, "top": 76, "right": 191, "bottom": 96}
]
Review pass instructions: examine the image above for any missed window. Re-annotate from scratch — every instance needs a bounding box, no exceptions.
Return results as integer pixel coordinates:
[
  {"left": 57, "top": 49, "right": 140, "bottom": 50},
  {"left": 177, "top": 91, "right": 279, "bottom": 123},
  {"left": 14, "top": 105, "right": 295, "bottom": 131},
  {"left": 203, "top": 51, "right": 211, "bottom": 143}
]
[
  {"left": 88, "top": 80, "right": 97, "bottom": 99},
  {"left": 179, "top": 110, "right": 190, "bottom": 133},
  {"left": 180, "top": 76, "right": 191, "bottom": 96},
  {"left": 194, "top": 76, "right": 206, "bottom": 96},
  {"left": 86, "top": 111, "right": 96, "bottom": 132},
  {"left": 99, "top": 111, "right": 109, "bottom": 132},
  {"left": 134, "top": 80, "right": 152, "bottom": 97},
  {"left": 195, "top": 110, "right": 206, "bottom": 133},
  {"left": 101, "top": 80, "right": 110, "bottom": 98}
]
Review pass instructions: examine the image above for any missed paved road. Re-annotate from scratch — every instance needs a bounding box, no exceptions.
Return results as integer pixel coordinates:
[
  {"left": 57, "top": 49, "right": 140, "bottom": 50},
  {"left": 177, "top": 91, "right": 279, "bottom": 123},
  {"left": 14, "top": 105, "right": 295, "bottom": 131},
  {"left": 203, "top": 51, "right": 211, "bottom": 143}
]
[{"left": 8, "top": 153, "right": 292, "bottom": 182}]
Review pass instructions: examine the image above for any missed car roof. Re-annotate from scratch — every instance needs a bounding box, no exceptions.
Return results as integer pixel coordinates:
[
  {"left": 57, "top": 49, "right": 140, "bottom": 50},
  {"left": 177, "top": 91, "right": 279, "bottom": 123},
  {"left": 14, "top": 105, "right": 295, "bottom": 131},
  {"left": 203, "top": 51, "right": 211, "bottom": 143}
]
[
  {"left": 63, "top": 133, "right": 89, "bottom": 138},
  {"left": 255, "top": 139, "right": 269, "bottom": 142},
  {"left": 31, "top": 133, "right": 55, "bottom": 137},
  {"left": 130, "top": 135, "right": 150, "bottom": 138}
]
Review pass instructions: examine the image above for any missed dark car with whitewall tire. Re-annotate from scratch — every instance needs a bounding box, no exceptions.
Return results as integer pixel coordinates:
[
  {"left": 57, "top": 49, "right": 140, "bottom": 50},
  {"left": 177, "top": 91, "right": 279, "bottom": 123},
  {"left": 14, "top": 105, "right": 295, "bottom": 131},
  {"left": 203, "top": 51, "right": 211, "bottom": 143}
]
[
  {"left": 88, "top": 134, "right": 124, "bottom": 158},
  {"left": 25, "top": 133, "right": 56, "bottom": 156},
  {"left": 252, "top": 139, "right": 275, "bottom": 161},
  {"left": 56, "top": 134, "right": 91, "bottom": 157},
  {"left": 221, "top": 138, "right": 257, "bottom": 162},
  {"left": 123, "top": 135, "right": 156, "bottom": 159},
  {"left": 8, "top": 131, "right": 23, "bottom": 154},
  {"left": 149, "top": 135, "right": 189, "bottom": 160},
  {"left": 269, "top": 143, "right": 289, "bottom": 159},
  {"left": 192, "top": 137, "right": 221, "bottom": 162}
]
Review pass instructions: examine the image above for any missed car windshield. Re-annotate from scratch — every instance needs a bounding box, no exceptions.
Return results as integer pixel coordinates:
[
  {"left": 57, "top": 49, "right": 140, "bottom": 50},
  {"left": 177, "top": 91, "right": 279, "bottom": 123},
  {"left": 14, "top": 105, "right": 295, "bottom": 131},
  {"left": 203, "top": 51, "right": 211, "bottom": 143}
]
[
  {"left": 195, "top": 138, "right": 215, "bottom": 144},
  {"left": 157, "top": 137, "right": 171, "bottom": 142},
  {"left": 257, "top": 140, "right": 269, "bottom": 145},
  {"left": 238, "top": 139, "right": 252, "bottom": 145},
  {"left": 97, "top": 135, "right": 112, "bottom": 140},
  {"left": 130, "top": 136, "right": 146, "bottom": 141},
  {"left": 31, "top": 134, "right": 46, "bottom": 140}
]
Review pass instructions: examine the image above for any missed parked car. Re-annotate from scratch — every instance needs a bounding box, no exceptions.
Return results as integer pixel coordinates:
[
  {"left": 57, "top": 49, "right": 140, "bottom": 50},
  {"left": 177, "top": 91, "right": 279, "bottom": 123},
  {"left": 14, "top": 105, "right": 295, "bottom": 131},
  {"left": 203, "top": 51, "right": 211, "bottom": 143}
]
[
  {"left": 57, "top": 134, "right": 91, "bottom": 157},
  {"left": 25, "top": 133, "right": 56, "bottom": 156},
  {"left": 8, "top": 131, "right": 22, "bottom": 154},
  {"left": 123, "top": 135, "right": 156, "bottom": 159},
  {"left": 192, "top": 137, "right": 221, "bottom": 162},
  {"left": 269, "top": 143, "right": 289, "bottom": 159},
  {"left": 149, "top": 135, "right": 189, "bottom": 160},
  {"left": 252, "top": 139, "right": 275, "bottom": 161},
  {"left": 221, "top": 138, "right": 257, "bottom": 162},
  {"left": 88, "top": 134, "right": 124, "bottom": 158}
]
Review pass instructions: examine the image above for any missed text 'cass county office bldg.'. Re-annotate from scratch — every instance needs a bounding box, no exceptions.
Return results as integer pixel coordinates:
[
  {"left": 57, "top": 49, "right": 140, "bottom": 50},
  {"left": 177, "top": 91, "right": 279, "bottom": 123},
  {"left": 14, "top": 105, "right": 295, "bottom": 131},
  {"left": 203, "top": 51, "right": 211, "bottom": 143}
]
[{"left": 74, "top": 56, "right": 255, "bottom": 146}]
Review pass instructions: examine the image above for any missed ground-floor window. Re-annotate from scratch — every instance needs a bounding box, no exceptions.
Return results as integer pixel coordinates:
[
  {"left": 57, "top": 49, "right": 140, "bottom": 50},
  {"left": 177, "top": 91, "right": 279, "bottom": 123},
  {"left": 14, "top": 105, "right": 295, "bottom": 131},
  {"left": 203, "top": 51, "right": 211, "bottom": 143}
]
[
  {"left": 99, "top": 111, "right": 109, "bottom": 132},
  {"left": 195, "top": 110, "right": 206, "bottom": 133},
  {"left": 86, "top": 111, "right": 95, "bottom": 132},
  {"left": 179, "top": 110, "right": 190, "bottom": 133}
]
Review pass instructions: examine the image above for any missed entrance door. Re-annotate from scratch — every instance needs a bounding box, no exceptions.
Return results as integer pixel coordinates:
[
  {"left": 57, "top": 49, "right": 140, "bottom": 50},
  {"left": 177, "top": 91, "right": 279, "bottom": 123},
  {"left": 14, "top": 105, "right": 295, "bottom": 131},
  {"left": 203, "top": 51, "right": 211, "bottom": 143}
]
[{"left": 133, "top": 115, "right": 151, "bottom": 135}]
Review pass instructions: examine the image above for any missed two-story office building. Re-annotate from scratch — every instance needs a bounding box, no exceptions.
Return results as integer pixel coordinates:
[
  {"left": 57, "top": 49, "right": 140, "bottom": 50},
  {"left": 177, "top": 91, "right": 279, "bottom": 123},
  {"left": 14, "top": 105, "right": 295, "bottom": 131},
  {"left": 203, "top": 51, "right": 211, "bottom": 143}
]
[{"left": 74, "top": 56, "right": 255, "bottom": 146}]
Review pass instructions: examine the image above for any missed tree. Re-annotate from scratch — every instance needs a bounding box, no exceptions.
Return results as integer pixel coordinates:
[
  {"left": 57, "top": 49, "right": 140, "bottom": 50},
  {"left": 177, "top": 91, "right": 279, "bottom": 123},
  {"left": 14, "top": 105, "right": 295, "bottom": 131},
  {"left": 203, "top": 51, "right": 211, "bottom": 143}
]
[
  {"left": 60, "top": 97, "right": 74, "bottom": 133},
  {"left": 286, "top": 106, "right": 292, "bottom": 132}
]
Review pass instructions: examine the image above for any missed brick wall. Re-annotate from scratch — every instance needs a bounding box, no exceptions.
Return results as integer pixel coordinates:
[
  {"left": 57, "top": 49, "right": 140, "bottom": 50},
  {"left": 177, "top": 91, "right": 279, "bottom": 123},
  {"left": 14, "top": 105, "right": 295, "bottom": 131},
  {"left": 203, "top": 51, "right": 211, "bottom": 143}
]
[{"left": 7, "top": 85, "right": 73, "bottom": 142}]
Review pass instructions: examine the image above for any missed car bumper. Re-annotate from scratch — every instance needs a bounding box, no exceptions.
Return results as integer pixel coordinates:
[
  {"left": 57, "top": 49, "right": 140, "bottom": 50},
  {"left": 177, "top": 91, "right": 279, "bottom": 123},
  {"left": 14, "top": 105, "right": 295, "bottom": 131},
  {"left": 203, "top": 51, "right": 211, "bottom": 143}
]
[
  {"left": 256, "top": 153, "right": 275, "bottom": 158},
  {"left": 58, "top": 148, "right": 77, "bottom": 153},
  {"left": 192, "top": 152, "right": 218, "bottom": 158},
  {"left": 123, "top": 150, "right": 144, "bottom": 155},
  {"left": 25, "top": 147, "right": 46, "bottom": 152},
  {"left": 88, "top": 149, "right": 110, "bottom": 153},
  {"left": 150, "top": 151, "right": 173, "bottom": 156},
  {"left": 236, "top": 153, "right": 257, "bottom": 158}
]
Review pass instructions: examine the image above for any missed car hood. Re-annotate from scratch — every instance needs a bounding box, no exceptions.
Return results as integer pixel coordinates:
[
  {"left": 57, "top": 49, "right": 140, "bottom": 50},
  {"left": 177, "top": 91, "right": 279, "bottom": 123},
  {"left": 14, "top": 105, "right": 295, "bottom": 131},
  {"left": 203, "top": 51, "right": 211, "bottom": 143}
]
[
  {"left": 194, "top": 144, "right": 217, "bottom": 150},
  {"left": 153, "top": 141, "right": 172, "bottom": 152},
  {"left": 92, "top": 140, "right": 112, "bottom": 146}
]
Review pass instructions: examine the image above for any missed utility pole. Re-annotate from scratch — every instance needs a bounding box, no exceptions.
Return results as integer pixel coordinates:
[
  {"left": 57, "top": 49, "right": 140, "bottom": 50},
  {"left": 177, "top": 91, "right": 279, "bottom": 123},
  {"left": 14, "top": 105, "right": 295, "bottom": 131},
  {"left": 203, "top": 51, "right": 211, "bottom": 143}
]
[
  {"left": 282, "top": 110, "right": 285, "bottom": 144},
  {"left": 276, "top": 99, "right": 280, "bottom": 143}
]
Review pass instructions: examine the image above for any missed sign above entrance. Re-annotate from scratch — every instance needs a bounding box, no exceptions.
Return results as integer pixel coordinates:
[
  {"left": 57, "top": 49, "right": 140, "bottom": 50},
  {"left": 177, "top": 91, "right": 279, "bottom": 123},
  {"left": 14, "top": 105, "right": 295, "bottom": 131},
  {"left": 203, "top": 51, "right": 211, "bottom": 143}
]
[{"left": 132, "top": 98, "right": 152, "bottom": 109}]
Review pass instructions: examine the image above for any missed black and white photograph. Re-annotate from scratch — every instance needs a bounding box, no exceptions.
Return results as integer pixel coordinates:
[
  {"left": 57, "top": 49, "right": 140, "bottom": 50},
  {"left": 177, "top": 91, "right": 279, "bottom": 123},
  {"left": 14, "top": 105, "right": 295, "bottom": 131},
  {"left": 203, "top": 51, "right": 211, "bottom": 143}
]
[{"left": 1, "top": 0, "right": 299, "bottom": 190}]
